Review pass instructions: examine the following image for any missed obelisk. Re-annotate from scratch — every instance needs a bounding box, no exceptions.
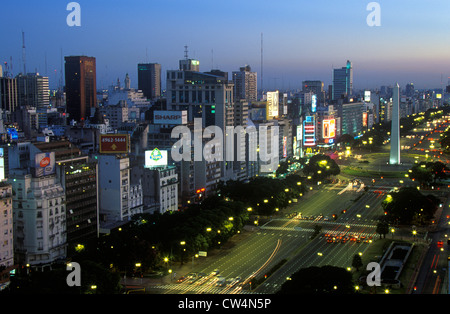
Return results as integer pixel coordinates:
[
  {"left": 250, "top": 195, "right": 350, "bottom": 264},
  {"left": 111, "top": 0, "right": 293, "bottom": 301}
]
[{"left": 389, "top": 83, "right": 400, "bottom": 165}]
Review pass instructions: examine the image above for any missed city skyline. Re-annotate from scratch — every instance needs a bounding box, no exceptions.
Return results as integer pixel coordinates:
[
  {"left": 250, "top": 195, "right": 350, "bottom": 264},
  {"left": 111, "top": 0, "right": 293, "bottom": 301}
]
[{"left": 1, "top": 0, "right": 450, "bottom": 91}]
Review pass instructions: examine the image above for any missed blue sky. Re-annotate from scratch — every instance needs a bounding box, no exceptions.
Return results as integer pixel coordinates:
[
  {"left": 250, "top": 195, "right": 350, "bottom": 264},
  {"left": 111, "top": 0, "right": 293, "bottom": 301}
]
[{"left": 2, "top": 0, "right": 450, "bottom": 91}]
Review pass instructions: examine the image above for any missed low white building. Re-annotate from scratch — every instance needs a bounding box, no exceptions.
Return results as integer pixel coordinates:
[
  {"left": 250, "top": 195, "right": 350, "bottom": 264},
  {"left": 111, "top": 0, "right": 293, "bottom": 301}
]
[
  {"left": 9, "top": 170, "right": 67, "bottom": 269},
  {"left": 0, "top": 183, "right": 13, "bottom": 270},
  {"left": 97, "top": 154, "right": 143, "bottom": 226}
]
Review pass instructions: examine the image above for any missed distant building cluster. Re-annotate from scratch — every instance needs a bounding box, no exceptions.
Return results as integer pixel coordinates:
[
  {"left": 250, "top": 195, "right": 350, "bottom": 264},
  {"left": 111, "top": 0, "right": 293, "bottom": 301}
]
[{"left": 0, "top": 52, "right": 447, "bottom": 290}]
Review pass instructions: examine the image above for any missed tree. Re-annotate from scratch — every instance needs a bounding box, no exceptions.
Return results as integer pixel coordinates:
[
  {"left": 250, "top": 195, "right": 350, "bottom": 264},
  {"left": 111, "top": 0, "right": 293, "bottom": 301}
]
[
  {"left": 303, "top": 154, "right": 340, "bottom": 181},
  {"left": 382, "top": 187, "right": 439, "bottom": 225},
  {"left": 352, "top": 254, "right": 363, "bottom": 271},
  {"left": 376, "top": 220, "right": 389, "bottom": 238}
]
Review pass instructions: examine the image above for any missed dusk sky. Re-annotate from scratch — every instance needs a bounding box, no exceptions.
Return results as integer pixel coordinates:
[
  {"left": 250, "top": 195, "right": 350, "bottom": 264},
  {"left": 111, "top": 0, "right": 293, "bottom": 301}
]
[{"left": 2, "top": 0, "right": 450, "bottom": 91}]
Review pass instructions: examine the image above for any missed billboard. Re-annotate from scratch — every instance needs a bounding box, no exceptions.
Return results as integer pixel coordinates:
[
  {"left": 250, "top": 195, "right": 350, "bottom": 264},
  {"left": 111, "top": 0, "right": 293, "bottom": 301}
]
[
  {"left": 311, "top": 94, "right": 317, "bottom": 113},
  {"left": 303, "top": 116, "right": 316, "bottom": 147},
  {"left": 34, "top": 152, "right": 56, "bottom": 177},
  {"left": 154, "top": 110, "right": 187, "bottom": 125},
  {"left": 100, "top": 134, "right": 130, "bottom": 153},
  {"left": 322, "top": 119, "right": 336, "bottom": 139},
  {"left": 266, "top": 91, "right": 279, "bottom": 119},
  {"left": 145, "top": 148, "right": 168, "bottom": 168},
  {"left": 364, "top": 91, "right": 371, "bottom": 102}
]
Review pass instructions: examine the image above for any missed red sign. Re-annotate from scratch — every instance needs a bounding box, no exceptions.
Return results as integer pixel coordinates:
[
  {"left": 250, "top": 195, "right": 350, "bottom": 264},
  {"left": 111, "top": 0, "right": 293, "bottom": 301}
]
[
  {"left": 39, "top": 157, "right": 51, "bottom": 167},
  {"left": 100, "top": 134, "right": 129, "bottom": 153}
]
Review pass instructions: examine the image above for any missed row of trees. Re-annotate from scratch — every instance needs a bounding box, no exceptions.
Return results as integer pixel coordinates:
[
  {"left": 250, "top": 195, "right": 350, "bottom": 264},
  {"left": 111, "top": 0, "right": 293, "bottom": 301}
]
[
  {"left": 380, "top": 187, "right": 440, "bottom": 227},
  {"left": 409, "top": 161, "right": 449, "bottom": 187}
]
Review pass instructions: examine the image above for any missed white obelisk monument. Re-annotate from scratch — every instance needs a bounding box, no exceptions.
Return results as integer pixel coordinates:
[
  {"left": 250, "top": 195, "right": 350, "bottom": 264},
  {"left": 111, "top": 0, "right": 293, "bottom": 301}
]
[{"left": 389, "top": 83, "right": 400, "bottom": 165}]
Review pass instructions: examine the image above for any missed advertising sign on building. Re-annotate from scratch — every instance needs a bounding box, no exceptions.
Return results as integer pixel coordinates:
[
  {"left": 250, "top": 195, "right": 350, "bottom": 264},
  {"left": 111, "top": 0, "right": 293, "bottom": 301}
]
[
  {"left": 303, "top": 116, "right": 316, "bottom": 147},
  {"left": 266, "top": 91, "right": 279, "bottom": 119},
  {"left": 145, "top": 148, "right": 168, "bottom": 168},
  {"left": 34, "top": 152, "right": 56, "bottom": 177},
  {"left": 153, "top": 110, "right": 187, "bottom": 125},
  {"left": 322, "top": 119, "right": 336, "bottom": 139},
  {"left": 99, "top": 134, "right": 130, "bottom": 154}
]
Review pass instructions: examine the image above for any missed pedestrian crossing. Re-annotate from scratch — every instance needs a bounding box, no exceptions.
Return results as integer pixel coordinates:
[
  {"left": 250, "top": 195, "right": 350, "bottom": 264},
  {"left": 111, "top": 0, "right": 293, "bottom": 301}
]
[
  {"left": 151, "top": 283, "right": 256, "bottom": 294},
  {"left": 259, "top": 224, "right": 377, "bottom": 239}
]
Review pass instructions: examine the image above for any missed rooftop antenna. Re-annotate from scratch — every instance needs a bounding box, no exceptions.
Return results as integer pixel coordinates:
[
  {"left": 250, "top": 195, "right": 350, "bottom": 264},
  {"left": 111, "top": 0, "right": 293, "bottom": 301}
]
[
  {"left": 260, "top": 32, "right": 264, "bottom": 98},
  {"left": 184, "top": 45, "right": 189, "bottom": 59},
  {"left": 22, "top": 30, "right": 26, "bottom": 74}
]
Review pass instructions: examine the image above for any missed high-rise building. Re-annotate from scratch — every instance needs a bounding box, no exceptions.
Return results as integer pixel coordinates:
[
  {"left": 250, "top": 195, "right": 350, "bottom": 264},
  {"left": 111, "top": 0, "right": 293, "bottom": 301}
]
[
  {"left": 405, "top": 83, "right": 415, "bottom": 98},
  {"left": 232, "top": 65, "right": 257, "bottom": 102},
  {"left": 340, "top": 102, "right": 364, "bottom": 136},
  {"left": 302, "top": 80, "right": 325, "bottom": 103},
  {"left": 137, "top": 63, "right": 161, "bottom": 100},
  {"left": 8, "top": 141, "right": 67, "bottom": 268},
  {"left": 332, "top": 60, "right": 353, "bottom": 101},
  {"left": 64, "top": 56, "right": 97, "bottom": 123},
  {"left": 16, "top": 73, "right": 50, "bottom": 108},
  {"left": 0, "top": 77, "right": 18, "bottom": 113},
  {"left": 31, "top": 140, "right": 99, "bottom": 247}
]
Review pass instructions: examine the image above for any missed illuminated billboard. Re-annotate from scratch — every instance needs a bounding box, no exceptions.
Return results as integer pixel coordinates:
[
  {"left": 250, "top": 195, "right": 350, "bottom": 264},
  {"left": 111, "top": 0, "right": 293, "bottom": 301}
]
[
  {"left": 364, "top": 91, "right": 371, "bottom": 102},
  {"left": 100, "top": 134, "right": 130, "bottom": 154},
  {"left": 283, "top": 136, "right": 287, "bottom": 158},
  {"left": 34, "top": 152, "right": 56, "bottom": 177},
  {"left": 154, "top": 110, "right": 187, "bottom": 125},
  {"left": 266, "top": 91, "right": 279, "bottom": 119},
  {"left": 322, "top": 119, "right": 336, "bottom": 139},
  {"left": 311, "top": 94, "right": 317, "bottom": 113},
  {"left": 145, "top": 148, "right": 168, "bottom": 168},
  {"left": 303, "top": 116, "right": 316, "bottom": 147}
]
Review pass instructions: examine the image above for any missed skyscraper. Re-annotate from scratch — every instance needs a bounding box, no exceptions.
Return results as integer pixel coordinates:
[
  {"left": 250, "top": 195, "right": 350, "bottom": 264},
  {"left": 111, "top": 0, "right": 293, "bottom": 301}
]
[
  {"left": 0, "top": 77, "right": 18, "bottom": 113},
  {"left": 232, "top": 65, "right": 257, "bottom": 102},
  {"left": 16, "top": 73, "right": 50, "bottom": 108},
  {"left": 332, "top": 60, "right": 353, "bottom": 101},
  {"left": 137, "top": 63, "right": 161, "bottom": 100},
  {"left": 64, "top": 56, "right": 97, "bottom": 123}
]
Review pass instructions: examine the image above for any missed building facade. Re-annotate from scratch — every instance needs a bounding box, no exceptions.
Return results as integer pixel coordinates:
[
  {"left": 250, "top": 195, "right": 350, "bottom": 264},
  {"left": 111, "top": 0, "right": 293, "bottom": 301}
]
[
  {"left": 137, "top": 63, "right": 161, "bottom": 100},
  {"left": 64, "top": 56, "right": 97, "bottom": 123}
]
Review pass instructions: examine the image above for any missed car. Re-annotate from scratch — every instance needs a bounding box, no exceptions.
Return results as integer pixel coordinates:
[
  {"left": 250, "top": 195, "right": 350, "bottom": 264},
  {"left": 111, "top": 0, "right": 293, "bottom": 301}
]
[
  {"left": 215, "top": 276, "right": 226, "bottom": 286},
  {"left": 211, "top": 269, "right": 220, "bottom": 276}
]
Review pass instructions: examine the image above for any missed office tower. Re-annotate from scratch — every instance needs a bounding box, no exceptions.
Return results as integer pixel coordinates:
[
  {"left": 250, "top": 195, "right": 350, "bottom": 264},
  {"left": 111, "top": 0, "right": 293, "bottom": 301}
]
[
  {"left": 137, "top": 63, "right": 161, "bottom": 100},
  {"left": 0, "top": 77, "right": 18, "bottom": 113},
  {"left": 302, "top": 80, "right": 325, "bottom": 103},
  {"left": 166, "top": 57, "right": 235, "bottom": 197},
  {"left": 390, "top": 83, "right": 400, "bottom": 165},
  {"left": 405, "top": 83, "right": 414, "bottom": 97},
  {"left": 341, "top": 102, "right": 364, "bottom": 136},
  {"left": 16, "top": 73, "right": 50, "bottom": 108},
  {"left": 332, "top": 60, "right": 353, "bottom": 101},
  {"left": 64, "top": 56, "right": 97, "bottom": 123},
  {"left": 232, "top": 65, "right": 257, "bottom": 102}
]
